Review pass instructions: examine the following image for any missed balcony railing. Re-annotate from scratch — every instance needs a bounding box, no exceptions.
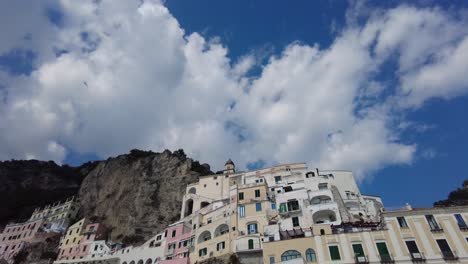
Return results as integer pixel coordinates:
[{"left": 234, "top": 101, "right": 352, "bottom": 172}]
[
  {"left": 410, "top": 252, "right": 426, "bottom": 263},
  {"left": 355, "top": 255, "right": 369, "bottom": 264},
  {"left": 429, "top": 227, "right": 443, "bottom": 233},
  {"left": 441, "top": 251, "right": 458, "bottom": 261},
  {"left": 379, "top": 253, "right": 395, "bottom": 263}
]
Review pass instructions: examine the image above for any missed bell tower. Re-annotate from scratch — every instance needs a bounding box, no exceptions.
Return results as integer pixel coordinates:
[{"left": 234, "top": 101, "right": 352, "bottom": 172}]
[{"left": 224, "top": 159, "right": 235, "bottom": 174}]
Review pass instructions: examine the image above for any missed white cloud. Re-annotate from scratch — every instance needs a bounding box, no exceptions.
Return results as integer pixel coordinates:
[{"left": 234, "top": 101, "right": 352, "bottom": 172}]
[{"left": 0, "top": 0, "right": 467, "bottom": 180}]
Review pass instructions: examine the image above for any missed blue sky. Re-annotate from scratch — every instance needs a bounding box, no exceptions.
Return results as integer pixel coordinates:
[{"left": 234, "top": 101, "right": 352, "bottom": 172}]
[
  {"left": 1, "top": 0, "right": 468, "bottom": 207},
  {"left": 163, "top": 0, "right": 468, "bottom": 206}
]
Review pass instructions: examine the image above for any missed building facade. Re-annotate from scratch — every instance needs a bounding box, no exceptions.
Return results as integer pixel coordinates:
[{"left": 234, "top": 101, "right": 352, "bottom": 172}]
[
  {"left": 262, "top": 206, "right": 468, "bottom": 264},
  {"left": 56, "top": 219, "right": 108, "bottom": 261},
  {"left": 0, "top": 197, "right": 79, "bottom": 263},
  {"left": 39, "top": 160, "right": 468, "bottom": 264}
]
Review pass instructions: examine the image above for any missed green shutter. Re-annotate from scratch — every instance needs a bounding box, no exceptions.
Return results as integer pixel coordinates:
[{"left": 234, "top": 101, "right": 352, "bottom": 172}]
[
  {"left": 248, "top": 239, "right": 254, "bottom": 249},
  {"left": 352, "top": 244, "right": 365, "bottom": 257},
  {"left": 329, "top": 246, "right": 341, "bottom": 260}
]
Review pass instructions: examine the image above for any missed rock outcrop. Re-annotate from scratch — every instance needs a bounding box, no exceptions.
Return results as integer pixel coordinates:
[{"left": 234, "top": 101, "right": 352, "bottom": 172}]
[
  {"left": 0, "top": 160, "right": 92, "bottom": 226},
  {"left": 434, "top": 180, "right": 468, "bottom": 207},
  {"left": 78, "top": 149, "right": 212, "bottom": 244}
]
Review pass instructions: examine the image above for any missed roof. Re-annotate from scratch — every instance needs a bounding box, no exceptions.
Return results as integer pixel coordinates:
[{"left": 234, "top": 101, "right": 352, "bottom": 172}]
[{"left": 225, "top": 158, "right": 234, "bottom": 165}]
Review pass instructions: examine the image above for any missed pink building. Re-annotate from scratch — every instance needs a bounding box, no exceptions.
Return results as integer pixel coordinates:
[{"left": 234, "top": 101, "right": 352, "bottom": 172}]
[
  {"left": 0, "top": 220, "right": 44, "bottom": 261},
  {"left": 159, "top": 221, "right": 192, "bottom": 264}
]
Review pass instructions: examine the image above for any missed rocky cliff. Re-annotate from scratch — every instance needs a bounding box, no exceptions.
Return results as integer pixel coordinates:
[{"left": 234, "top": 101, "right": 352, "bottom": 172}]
[
  {"left": 0, "top": 160, "right": 92, "bottom": 226},
  {"left": 1, "top": 149, "right": 212, "bottom": 246},
  {"left": 78, "top": 149, "right": 212, "bottom": 244}
]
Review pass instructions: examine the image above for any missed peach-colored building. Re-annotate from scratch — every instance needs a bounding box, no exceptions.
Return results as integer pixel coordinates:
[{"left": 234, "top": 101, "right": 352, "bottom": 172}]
[{"left": 56, "top": 219, "right": 107, "bottom": 261}]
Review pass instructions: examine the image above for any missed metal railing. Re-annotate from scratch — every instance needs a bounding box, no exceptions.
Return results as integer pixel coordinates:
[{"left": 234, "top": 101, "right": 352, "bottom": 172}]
[
  {"left": 441, "top": 250, "right": 458, "bottom": 261},
  {"left": 379, "top": 253, "right": 395, "bottom": 263},
  {"left": 409, "top": 252, "right": 426, "bottom": 262},
  {"left": 354, "top": 255, "right": 369, "bottom": 264}
]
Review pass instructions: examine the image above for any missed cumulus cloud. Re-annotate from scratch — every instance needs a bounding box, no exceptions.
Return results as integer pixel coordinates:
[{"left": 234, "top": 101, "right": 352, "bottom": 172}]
[{"left": 0, "top": 0, "right": 467, "bottom": 179}]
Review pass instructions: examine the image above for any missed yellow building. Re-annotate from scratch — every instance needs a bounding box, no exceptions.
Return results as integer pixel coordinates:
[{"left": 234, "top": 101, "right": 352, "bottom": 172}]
[
  {"left": 263, "top": 206, "right": 468, "bottom": 264},
  {"left": 57, "top": 218, "right": 89, "bottom": 260}
]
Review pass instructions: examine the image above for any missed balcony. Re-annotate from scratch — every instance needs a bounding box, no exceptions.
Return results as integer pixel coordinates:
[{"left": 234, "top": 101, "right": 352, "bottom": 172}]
[
  {"left": 235, "top": 238, "right": 262, "bottom": 252},
  {"left": 279, "top": 201, "right": 301, "bottom": 217},
  {"left": 429, "top": 227, "right": 444, "bottom": 233},
  {"left": 409, "top": 252, "right": 426, "bottom": 263},
  {"left": 379, "top": 253, "right": 395, "bottom": 263},
  {"left": 355, "top": 255, "right": 369, "bottom": 264},
  {"left": 441, "top": 251, "right": 458, "bottom": 261}
]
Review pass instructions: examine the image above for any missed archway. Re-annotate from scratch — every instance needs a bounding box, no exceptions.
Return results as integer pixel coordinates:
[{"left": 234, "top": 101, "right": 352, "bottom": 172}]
[
  {"left": 214, "top": 224, "right": 229, "bottom": 237},
  {"left": 197, "top": 230, "right": 212, "bottom": 244},
  {"left": 313, "top": 210, "right": 336, "bottom": 224},
  {"left": 184, "top": 199, "right": 194, "bottom": 217}
]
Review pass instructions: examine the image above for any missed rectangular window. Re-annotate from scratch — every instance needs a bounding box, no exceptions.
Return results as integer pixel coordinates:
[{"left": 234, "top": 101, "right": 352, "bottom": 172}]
[
  {"left": 271, "top": 203, "right": 276, "bottom": 210},
  {"left": 199, "top": 248, "right": 207, "bottom": 256},
  {"left": 239, "top": 205, "right": 245, "bottom": 218},
  {"left": 292, "top": 217, "right": 299, "bottom": 227},
  {"left": 436, "top": 239, "right": 455, "bottom": 259},
  {"left": 318, "top": 183, "right": 328, "bottom": 190},
  {"left": 397, "top": 217, "right": 408, "bottom": 228},
  {"left": 172, "top": 230, "right": 177, "bottom": 237},
  {"left": 287, "top": 200, "right": 300, "bottom": 211},
  {"left": 217, "top": 241, "right": 225, "bottom": 251},
  {"left": 248, "top": 223, "right": 258, "bottom": 234},
  {"left": 83, "top": 245, "right": 87, "bottom": 252},
  {"left": 405, "top": 240, "right": 422, "bottom": 260},
  {"left": 329, "top": 245, "right": 341, "bottom": 260},
  {"left": 279, "top": 203, "right": 287, "bottom": 213},
  {"left": 269, "top": 256, "right": 275, "bottom": 264},
  {"left": 238, "top": 192, "right": 244, "bottom": 200},
  {"left": 256, "top": 202, "right": 262, "bottom": 212},
  {"left": 376, "top": 242, "right": 391, "bottom": 261},
  {"left": 455, "top": 214, "right": 467, "bottom": 228},
  {"left": 255, "top": 189, "right": 261, "bottom": 197},
  {"left": 352, "top": 244, "right": 365, "bottom": 257},
  {"left": 94, "top": 245, "right": 98, "bottom": 250},
  {"left": 274, "top": 176, "right": 281, "bottom": 184},
  {"left": 425, "top": 215, "right": 441, "bottom": 230}
]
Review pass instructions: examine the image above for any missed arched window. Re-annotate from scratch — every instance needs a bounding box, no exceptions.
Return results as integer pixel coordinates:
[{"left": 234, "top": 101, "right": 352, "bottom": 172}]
[
  {"left": 306, "top": 248, "right": 317, "bottom": 262},
  {"left": 214, "top": 224, "right": 229, "bottom": 237},
  {"left": 281, "top": 250, "right": 301, "bottom": 261},
  {"left": 184, "top": 199, "right": 194, "bottom": 217},
  {"left": 188, "top": 187, "right": 196, "bottom": 194},
  {"left": 197, "top": 231, "right": 212, "bottom": 244},
  {"left": 137, "top": 260, "right": 143, "bottom": 264},
  {"left": 248, "top": 239, "right": 254, "bottom": 249},
  {"left": 145, "top": 259, "right": 152, "bottom": 264},
  {"left": 320, "top": 229, "right": 325, "bottom": 235},
  {"left": 122, "top": 262, "right": 127, "bottom": 264},
  {"left": 129, "top": 261, "right": 135, "bottom": 264}
]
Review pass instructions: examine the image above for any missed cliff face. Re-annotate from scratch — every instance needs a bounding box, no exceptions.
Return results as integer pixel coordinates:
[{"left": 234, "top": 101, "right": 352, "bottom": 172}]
[
  {"left": 78, "top": 149, "right": 212, "bottom": 244},
  {"left": 0, "top": 160, "right": 91, "bottom": 226}
]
